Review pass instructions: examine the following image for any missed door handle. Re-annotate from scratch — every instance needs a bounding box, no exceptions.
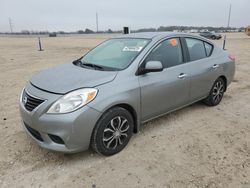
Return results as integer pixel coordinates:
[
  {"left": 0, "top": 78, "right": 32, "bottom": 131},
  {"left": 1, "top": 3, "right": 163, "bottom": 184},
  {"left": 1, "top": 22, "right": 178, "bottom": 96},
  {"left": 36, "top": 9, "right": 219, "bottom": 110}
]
[
  {"left": 212, "top": 64, "right": 219, "bottom": 69},
  {"left": 178, "top": 73, "right": 187, "bottom": 79}
]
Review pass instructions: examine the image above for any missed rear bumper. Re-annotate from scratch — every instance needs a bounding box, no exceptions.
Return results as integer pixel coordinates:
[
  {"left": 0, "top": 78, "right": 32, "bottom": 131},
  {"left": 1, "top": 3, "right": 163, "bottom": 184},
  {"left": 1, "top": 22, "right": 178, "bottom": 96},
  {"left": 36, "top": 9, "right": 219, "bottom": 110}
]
[{"left": 19, "top": 83, "right": 101, "bottom": 153}]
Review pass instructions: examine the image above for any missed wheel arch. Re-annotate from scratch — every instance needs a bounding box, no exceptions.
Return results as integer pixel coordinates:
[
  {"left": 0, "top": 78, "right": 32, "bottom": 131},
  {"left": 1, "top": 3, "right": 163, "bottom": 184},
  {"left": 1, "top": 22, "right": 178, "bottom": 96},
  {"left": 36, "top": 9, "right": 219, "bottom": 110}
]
[{"left": 102, "top": 103, "right": 139, "bottom": 134}]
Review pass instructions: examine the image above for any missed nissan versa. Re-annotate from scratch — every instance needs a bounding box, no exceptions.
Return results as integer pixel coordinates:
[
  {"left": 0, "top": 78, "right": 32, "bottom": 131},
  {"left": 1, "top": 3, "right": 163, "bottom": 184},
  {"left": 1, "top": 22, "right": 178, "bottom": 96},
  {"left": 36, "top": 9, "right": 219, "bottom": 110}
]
[{"left": 20, "top": 32, "right": 235, "bottom": 156}]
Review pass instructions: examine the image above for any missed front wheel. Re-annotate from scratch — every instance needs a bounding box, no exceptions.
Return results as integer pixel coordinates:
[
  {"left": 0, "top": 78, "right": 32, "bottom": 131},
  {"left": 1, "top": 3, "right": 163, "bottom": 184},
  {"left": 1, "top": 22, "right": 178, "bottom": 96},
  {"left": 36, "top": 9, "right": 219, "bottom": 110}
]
[
  {"left": 91, "top": 107, "right": 134, "bottom": 156},
  {"left": 204, "top": 77, "right": 225, "bottom": 106}
]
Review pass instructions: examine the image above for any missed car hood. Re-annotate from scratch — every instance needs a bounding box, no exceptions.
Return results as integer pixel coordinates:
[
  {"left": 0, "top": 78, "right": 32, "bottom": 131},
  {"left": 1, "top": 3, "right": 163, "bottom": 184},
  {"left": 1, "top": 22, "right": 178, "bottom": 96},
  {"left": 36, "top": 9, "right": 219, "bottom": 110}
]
[{"left": 30, "top": 63, "right": 118, "bottom": 94}]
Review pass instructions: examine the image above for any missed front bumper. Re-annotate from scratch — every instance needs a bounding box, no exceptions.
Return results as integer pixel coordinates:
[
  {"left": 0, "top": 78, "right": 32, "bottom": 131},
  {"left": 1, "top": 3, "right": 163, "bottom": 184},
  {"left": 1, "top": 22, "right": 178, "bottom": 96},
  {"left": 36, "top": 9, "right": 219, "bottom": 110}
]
[{"left": 19, "top": 83, "right": 101, "bottom": 153}]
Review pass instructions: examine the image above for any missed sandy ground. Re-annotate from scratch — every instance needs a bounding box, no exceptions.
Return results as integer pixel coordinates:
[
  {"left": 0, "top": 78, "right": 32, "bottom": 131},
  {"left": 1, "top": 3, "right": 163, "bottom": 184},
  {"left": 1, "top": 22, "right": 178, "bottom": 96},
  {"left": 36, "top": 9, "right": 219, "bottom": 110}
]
[{"left": 0, "top": 33, "right": 250, "bottom": 188}]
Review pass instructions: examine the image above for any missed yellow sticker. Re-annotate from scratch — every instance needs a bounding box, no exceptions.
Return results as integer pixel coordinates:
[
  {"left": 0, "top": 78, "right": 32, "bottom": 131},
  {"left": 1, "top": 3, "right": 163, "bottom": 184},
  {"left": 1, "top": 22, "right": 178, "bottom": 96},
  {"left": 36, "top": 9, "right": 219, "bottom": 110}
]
[{"left": 169, "top": 38, "right": 177, "bottom": 46}]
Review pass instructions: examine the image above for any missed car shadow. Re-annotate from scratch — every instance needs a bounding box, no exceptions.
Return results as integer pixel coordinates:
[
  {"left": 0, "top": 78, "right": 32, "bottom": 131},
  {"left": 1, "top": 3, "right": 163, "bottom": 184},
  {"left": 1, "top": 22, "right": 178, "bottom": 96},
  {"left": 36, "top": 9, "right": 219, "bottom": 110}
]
[
  {"left": 136, "top": 92, "right": 234, "bottom": 139},
  {"left": 138, "top": 101, "right": 206, "bottom": 134}
]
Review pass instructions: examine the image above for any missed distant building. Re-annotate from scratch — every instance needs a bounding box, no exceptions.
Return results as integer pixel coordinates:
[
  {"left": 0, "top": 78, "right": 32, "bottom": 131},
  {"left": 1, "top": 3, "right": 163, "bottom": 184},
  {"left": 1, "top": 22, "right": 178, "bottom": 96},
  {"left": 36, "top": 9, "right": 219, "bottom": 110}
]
[
  {"left": 200, "top": 29, "right": 209, "bottom": 32},
  {"left": 190, "top": 29, "right": 198, "bottom": 33}
]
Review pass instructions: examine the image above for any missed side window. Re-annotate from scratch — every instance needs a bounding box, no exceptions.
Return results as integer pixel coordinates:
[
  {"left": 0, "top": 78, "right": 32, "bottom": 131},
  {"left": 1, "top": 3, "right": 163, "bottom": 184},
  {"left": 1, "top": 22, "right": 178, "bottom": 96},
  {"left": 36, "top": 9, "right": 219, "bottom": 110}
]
[
  {"left": 145, "top": 38, "right": 183, "bottom": 68},
  {"left": 204, "top": 42, "right": 213, "bottom": 56},
  {"left": 185, "top": 38, "right": 206, "bottom": 61}
]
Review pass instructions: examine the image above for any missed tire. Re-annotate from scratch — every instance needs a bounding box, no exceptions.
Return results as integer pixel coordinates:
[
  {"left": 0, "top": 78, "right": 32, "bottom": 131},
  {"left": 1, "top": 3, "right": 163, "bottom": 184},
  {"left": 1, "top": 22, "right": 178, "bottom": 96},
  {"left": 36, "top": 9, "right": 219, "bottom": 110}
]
[
  {"left": 204, "top": 77, "right": 225, "bottom": 106},
  {"left": 211, "top": 36, "right": 216, "bottom": 40},
  {"left": 91, "top": 107, "right": 134, "bottom": 156}
]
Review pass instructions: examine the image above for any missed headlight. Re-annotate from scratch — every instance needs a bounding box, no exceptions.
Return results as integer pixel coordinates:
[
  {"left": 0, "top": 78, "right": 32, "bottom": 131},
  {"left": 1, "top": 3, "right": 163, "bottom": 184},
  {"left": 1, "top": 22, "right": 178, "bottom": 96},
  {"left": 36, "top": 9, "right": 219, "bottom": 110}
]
[{"left": 47, "top": 88, "right": 98, "bottom": 114}]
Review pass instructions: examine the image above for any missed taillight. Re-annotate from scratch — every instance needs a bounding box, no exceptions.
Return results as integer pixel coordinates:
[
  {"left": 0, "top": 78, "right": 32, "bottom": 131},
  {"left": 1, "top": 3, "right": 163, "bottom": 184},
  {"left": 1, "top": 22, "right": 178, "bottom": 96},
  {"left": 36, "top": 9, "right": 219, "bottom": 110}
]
[{"left": 229, "top": 54, "right": 236, "bottom": 61}]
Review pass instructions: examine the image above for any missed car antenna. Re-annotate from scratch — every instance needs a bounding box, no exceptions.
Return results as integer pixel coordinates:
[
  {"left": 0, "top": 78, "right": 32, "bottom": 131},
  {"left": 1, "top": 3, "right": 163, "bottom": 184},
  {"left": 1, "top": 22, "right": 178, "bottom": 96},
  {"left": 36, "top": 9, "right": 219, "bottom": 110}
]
[{"left": 223, "top": 4, "right": 232, "bottom": 50}]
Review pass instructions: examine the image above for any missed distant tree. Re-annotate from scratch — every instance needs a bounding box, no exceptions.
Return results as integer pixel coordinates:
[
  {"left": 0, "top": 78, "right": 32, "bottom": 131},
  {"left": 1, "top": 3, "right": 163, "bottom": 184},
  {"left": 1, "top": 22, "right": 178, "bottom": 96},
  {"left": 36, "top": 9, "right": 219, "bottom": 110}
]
[
  {"left": 107, "top": 29, "right": 113, "bottom": 33},
  {"left": 21, "top": 30, "right": 30, "bottom": 35},
  {"left": 49, "top": 32, "right": 57, "bottom": 37},
  {"left": 85, "top": 28, "right": 94, "bottom": 34},
  {"left": 58, "top": 31, "right": 65, "bottom": 34},
  {"left": 38, "top": 31, "right": 49, "bottom": 35},
  {"left": 137, "top": 28, "right": 156, "bottom": 32},
  {"left": 77, "top": 30, "right": 84, "bottom": 34}
]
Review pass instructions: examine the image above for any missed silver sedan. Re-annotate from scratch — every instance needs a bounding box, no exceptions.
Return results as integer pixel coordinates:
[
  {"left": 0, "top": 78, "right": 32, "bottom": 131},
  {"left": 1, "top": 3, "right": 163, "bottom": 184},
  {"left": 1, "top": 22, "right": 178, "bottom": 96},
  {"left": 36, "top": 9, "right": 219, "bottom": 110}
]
[{"left": 19, "top": 32, "right": 235, "bottom": 156}]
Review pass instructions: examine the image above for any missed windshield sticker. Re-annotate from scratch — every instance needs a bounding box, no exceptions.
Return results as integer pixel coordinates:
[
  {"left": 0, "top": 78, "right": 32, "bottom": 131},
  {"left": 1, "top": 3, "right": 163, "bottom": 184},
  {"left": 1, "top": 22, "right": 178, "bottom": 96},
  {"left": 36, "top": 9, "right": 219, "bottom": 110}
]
[
  {"left": 169, "top": 38, "right": 177, "bottom": 47},
  {"left": 122, "top": 46, "right": 143, "bottom": 52}
]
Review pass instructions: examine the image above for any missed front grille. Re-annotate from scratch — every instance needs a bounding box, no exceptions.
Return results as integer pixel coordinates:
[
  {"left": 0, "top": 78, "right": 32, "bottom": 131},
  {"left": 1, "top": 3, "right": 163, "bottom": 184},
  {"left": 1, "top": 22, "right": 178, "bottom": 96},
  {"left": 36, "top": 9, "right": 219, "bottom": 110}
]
[
  {"left": 22, "top": 90, "right": 44, "bottom": 112},
  {"left": 24, "top": 122, "right": 44, "bottom": 142}
]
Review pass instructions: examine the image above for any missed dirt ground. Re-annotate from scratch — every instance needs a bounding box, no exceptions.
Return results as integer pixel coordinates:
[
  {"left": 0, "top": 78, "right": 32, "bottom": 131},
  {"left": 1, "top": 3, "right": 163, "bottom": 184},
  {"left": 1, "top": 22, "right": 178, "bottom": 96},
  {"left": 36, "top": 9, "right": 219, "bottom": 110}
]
[{"left": 0, "top": 33, "right": 249, "bottom": 188}]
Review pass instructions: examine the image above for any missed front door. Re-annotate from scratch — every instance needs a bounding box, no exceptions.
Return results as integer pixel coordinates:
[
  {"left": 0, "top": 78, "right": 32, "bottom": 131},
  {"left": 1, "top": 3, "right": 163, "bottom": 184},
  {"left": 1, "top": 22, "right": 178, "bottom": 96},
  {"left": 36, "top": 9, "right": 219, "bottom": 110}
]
[{"left": 138, "top": 38, "right": 190, "bottom": 122}]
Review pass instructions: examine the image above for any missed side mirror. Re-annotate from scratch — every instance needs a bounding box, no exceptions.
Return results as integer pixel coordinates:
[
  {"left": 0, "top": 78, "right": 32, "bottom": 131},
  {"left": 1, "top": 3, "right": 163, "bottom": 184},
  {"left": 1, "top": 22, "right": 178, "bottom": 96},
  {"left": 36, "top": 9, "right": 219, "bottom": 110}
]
[{"left": 137, "top": 61, "right": 163, "bottom": 75}]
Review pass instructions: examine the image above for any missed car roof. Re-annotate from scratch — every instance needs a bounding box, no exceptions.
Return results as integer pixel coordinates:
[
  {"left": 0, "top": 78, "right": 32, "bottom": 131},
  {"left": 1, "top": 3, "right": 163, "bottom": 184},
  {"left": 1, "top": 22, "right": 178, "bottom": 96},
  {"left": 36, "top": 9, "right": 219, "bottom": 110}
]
[
  {"left": 114, "top": 32, "right": 195, "bottom": 39},
  {"left": 113, "top": 32, "right": 214, "bottom": 45}
]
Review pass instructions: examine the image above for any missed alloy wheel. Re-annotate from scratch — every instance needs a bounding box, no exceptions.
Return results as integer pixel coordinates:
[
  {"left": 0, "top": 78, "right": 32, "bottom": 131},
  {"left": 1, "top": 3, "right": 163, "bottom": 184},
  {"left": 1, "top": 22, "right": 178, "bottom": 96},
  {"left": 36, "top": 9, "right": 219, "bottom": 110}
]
[
  {"left": 212, "top": 80, "right": 224, "bottom": 104},
  {"left": 103, "top": 116, "right": 130, "bottom": 150}
]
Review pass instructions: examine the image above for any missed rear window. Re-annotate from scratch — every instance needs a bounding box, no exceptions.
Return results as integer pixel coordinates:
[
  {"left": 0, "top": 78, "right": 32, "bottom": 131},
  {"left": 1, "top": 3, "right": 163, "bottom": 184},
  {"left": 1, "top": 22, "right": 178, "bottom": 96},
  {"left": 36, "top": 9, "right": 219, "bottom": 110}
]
[
  {"left": 185, "top": 38, "right": 206, "bottom": 61},
  {"left": 204, "top": 42, "right": 213, "bottom": 56}
]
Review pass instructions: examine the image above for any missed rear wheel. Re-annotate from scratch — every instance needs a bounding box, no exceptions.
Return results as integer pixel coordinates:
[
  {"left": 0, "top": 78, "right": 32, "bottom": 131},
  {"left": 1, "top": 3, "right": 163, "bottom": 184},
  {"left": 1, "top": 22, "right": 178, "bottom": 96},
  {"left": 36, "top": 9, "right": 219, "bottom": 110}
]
[
  {"left": 204, "top": 77, "right": 225, "bottom": 106},
  {"left": 211, "top": 36, "right": 216, "bottom": 40},
  {"left": 91, "top": 107, "right": 134, "bottom": 156}
]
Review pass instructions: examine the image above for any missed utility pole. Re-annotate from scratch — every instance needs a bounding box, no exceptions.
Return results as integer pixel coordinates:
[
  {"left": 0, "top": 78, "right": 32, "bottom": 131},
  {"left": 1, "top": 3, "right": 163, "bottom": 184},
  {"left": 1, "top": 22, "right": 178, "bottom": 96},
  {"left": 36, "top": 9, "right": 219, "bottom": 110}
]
[
  {"left": 223, "top": 4, "right": 232, "bottom": 50},
  {"left": 8, "top": 18, "right": 13, "bottom": 33},
  {"left": 227, "top": 4, "right": 232, "bottom": 29},
  {"left": 96, "top": 12, "right": 99, "bottom": 33}
]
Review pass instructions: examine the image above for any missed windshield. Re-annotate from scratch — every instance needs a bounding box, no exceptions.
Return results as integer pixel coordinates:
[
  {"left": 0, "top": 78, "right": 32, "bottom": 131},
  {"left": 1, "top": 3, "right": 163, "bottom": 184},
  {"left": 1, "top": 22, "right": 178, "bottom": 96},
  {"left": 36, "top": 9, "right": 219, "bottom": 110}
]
[{"left": 80, "top": 38, "right": 150, "bottom": 70}]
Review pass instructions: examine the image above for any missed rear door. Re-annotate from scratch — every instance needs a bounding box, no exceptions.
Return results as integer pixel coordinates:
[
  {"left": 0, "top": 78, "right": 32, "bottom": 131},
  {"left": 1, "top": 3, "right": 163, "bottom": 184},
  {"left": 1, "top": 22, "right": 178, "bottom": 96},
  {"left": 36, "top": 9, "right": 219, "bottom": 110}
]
[
  {"left": 184, "top": 38, "right": 218, "bottom": 102},
  {"left": 139, "top": 38, "right": 190, "bottom": 121}
]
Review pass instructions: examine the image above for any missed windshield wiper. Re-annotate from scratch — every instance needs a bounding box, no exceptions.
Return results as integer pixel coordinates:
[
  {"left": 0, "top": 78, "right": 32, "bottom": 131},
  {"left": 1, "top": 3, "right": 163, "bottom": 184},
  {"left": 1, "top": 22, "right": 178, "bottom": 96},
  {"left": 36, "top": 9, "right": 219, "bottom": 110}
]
[
  {"left": 73, "top": 59, "right": 103, "bottom": 70},
  {"left": 81, "top": 62, "right": 104, "bottom": 70},
  {"left": 73, "top": 59, "right": 82, "bottom": 64},
  {"left": 73, "top": 59, "right": 119, "bottom": 71}
]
